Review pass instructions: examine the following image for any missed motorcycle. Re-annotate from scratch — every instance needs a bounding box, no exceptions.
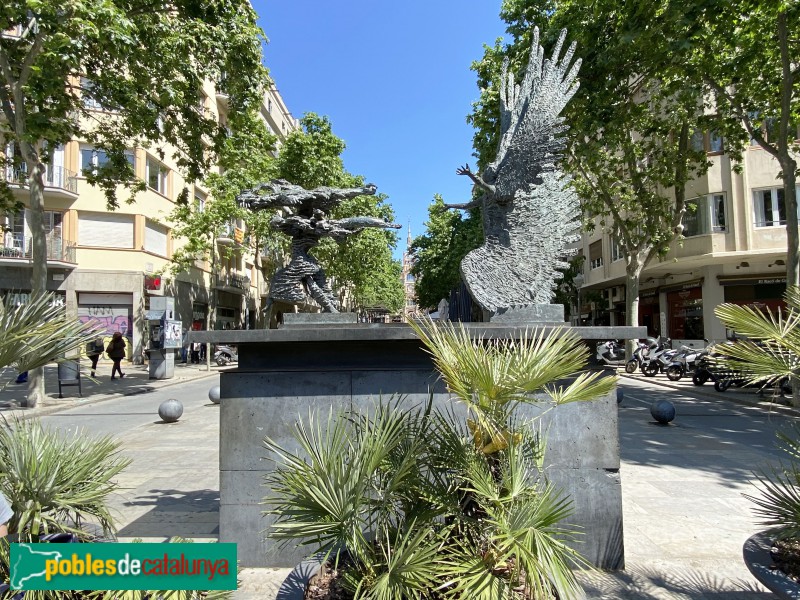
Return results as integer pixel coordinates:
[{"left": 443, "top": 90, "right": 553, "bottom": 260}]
[
  {"left": 624, "top": 339, "right": 654, "bottom": 374},
  {"left": 596, "top": 340, "right": 627, "bottom": 367},
  {"left": 640, "top": 336, "right": 673, "bottom": 377},
  {"left": 213, "top": 344, "right": 238, "bottom": 366},
  {"left": 665, "top": 339, "right": 710, "bottom": 381}
]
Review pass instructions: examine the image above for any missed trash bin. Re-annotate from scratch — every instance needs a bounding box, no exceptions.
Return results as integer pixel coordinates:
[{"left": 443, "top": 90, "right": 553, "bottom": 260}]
[{"left": 57, "top": 359, "right": 81, "bottom": 398}]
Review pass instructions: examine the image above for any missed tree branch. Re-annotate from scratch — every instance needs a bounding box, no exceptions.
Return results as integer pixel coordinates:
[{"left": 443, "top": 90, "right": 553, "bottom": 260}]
[{"left": 18, "top": 20, "right": 45, "bottom": 89}]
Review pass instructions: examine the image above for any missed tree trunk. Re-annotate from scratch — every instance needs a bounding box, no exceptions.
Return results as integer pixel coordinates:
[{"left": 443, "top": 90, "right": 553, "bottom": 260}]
[
  {"left": 253, "top": 242, "right": 263, "bottom": 329},
  {"left": 23, "top": 145, "right": 47, "bottom": 408},
  {"left": 624, "top": 259, "right": 644, "bottom": 358}
]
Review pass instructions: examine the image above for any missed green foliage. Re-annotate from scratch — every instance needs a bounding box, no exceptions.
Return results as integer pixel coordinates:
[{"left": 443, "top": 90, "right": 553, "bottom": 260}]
[
  {"left": 683, "top": 0, "right": 800, "bottom": 285},
  {"left": 713, "top": 286, "right": 800, "bottom": 392},
  {"left": 275, "top": 114, "right": 403, "bottom": 312},
  {"left": 745, "top": 421, "right": 800, "bottom": 539},
  {"left": 167, "top": 108, "right": 279, "bottom": 277},
  {"left": 0, "top": 417, "right": 130, "bottom": 540},
  {"left": 410, "top": 196, "right": 482, "bottom": 309},
  {"left": 266, "top": 319, "right": 615, "bottom": 599},
  {"left": 409, "top": 318, "right": 616, "bottom": 454},
  {"left": 275, "top": 113, "right": 349, "bottom": 188},
  {"left": 0, "top": 292, "right": 100, "bottom": 375}
]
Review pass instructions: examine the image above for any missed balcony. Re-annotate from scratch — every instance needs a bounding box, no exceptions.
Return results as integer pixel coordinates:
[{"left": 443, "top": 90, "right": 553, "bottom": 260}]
[
  {"left": 216, "top": 223, "right": 244, "bottom": 247},
  {"left": 215, "top": 272, "right": 251, "bottom": 295},
  {"left": 0, "top": 234, "right": 77, "bottom": 266},
  {"left": 5, "top": 166, "right": 79, "bottom": 198}
]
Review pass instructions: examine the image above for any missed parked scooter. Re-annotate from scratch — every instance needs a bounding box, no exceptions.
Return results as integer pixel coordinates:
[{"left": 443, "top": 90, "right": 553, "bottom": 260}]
[
  {"left": 624, "top": 339, "right": 654, "bottom": 374},
  {"left": 665, "top": 339, "right": 710, "bottom": 381},
  {"left": 213, "top": 344, "right": 238, "bottom": 366},
  {"left": 596, "top": 340, "right": 627, "bottom": 367},
  {"left": 640, "top": 336, "right": 673, "bottom": 377}
]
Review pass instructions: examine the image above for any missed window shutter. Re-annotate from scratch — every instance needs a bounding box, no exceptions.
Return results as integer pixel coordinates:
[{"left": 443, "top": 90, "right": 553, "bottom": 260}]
[
  {"left": 144, "top": 221, "right": 168, "bottom": 256},
  {"left": 79, "top": 213, "right": 134, "bottom": 248}
]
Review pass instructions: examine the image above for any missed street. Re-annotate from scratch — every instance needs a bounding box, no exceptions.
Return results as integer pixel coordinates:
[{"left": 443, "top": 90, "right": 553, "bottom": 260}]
[{"left": 33, "top": 374, "right": 800, "bottom": 598}]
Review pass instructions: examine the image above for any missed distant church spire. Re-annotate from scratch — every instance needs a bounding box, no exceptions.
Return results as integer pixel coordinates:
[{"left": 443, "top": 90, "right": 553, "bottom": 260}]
[{"left": 407, "top": 221, "right": 412, "bottom": 248}]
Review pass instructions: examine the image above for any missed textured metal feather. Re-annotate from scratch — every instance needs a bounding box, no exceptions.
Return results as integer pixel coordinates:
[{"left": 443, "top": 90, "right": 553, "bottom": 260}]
[{"left": 458, "top": 27, "right": 581, "bottom": 313}]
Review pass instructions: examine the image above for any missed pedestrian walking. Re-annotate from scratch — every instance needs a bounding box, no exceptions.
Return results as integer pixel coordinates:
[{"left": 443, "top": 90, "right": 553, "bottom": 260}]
[
  {"left": 180, "top": 329, "right": 189, "bottom": 364},
  {"left": 86, "top": 335, "right": 105, "bottom": 377},
  {"left": 0, "top": 490, "right": 12, "bottom": 539},
  {"left": 191, "top": 341, "right": 201, "bottom": 364},
  {"left": 106, "top": 332, "right": 126, "bottom": 380}
]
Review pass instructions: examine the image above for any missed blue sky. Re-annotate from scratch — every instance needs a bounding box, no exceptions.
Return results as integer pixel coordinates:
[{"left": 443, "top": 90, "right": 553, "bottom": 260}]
[{"left": 253, "top": 1, "right": 508, "bottom": 259}]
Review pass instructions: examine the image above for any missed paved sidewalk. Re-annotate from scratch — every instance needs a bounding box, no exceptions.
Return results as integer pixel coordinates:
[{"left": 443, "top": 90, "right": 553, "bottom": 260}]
[
  {"left": 21, "top": 367, "right": 795, "bottom": 598},
  {"left": 0, "top": 359, "right": 221, "bottom": 421}
]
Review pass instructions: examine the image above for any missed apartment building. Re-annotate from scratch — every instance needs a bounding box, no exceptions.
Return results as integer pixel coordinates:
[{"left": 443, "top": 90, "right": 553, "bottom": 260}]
[
  {"left": 0, "top": 81, "right": 299, "bottom": 363},
  {"left": 576, "top": 137, "right": 796, "bottom": 347}
]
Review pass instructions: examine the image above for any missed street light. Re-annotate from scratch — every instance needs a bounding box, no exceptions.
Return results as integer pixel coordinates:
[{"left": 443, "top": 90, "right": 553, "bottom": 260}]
[{"left": 573, "top": 272, "right": 585, "bottom": 326}]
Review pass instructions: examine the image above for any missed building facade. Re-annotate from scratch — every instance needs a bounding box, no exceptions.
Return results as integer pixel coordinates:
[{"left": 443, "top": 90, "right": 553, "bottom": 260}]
[
  {"left": 401, "top": 224, "right": 420, "bottom": 319},
  {"left": 576, "top": 137, "right": 796, "bottom": 347},
  {"left": 0, "top": 82, "right": 298, "bottom": 363}
]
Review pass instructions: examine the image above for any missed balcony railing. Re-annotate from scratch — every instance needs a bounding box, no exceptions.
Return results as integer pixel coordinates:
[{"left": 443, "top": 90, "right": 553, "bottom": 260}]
[
  {"left": 215, "top": 272, "right": 251, "bottom": 291},
  {"left": 4, "top": 166, "right": 79, "bottom": 195},
  {"left": 0, "top": 234, "right": 77, "bottom": 263}
]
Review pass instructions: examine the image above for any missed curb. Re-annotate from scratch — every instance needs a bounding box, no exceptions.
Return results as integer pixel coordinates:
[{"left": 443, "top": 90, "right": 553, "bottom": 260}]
[
  {"left": 619, "top": 372, "right": 800, "bottom": 417},
  {"left": 2, "top": 369, "right": 220, "bottom": 422}
]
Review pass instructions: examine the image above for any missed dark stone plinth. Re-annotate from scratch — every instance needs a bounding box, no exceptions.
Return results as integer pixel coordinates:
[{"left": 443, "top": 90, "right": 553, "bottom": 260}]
[
  {"left": 206, "top": 324, "right": 644, "bottom": 569},
  {"left": 282, "top": 313, "right": 358, "bottom": 326}
]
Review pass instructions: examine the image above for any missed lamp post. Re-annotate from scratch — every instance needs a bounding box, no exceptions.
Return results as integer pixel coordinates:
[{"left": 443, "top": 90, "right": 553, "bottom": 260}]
[{"left": 574, "top": 272, "right": 584, "bottom": 326}]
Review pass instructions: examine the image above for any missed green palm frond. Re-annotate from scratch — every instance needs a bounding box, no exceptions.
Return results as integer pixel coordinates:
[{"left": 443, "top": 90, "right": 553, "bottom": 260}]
[
  {"left": 488, "top": 484, "right": 587, "bottom": 600},
  {"left": 0, "top": 417, "right": 130, "bottom": 540},
  {"left": 546, "top": 371, "right": 617, "bottom": 405},
  {"left": 0, "top": 292, "right": 102, "bottom": 374},
  {"left": 437, "top": 538, "right": 516, "bottom": 600},
  {"left": 714, "top": 287, "right": 800, "bottom": 388},
  {"left": 746, "top": 422, "right": 800, "bottom": 538},
  {"left": 351, "top": 523, "right": 444, "bottom": 600}
]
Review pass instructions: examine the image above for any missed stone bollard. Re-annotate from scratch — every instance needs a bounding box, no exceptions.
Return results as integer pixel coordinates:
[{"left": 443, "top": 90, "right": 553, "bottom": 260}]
[
  {"left": 208, "top": 386, "right": 221, "bottom": 405},
  {"left": 158, "top": 399, "right": 184, "bottom": 423},
  {"left": 650, "top": 399, "right": 675, "bottom": 424}
]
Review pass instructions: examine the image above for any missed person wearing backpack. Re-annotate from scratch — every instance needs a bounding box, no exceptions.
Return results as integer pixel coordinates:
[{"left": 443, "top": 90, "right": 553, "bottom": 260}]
[
  {"left": 106, "top": 331, "right": 127, "bottom": 380},
  {"left": 86, "top": 335, "right": 105, "bottom": 377}
]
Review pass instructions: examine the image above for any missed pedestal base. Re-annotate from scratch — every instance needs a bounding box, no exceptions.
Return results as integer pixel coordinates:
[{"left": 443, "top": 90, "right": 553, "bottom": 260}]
[{"left": 491, "top": 304, "right": 565, "bottom": 324}]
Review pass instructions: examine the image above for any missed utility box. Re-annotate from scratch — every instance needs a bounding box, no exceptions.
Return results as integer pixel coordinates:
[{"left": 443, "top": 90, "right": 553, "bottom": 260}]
[{"left": 146, "top": 297, "right": 177, "bottom": 380}]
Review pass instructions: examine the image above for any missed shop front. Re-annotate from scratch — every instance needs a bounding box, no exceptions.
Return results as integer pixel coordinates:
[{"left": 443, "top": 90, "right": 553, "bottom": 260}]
[
  {"left": 665, "top": 282, "right": 704, "bottom": 342},
  {"left": 637, "top": 291, "right": 660, "bottom": 337},
  {"left": 77, "top": 292, "right": 134, "bottom": 361},
  {"left": 719, "top": 276, "right": 787, "bottom": 337}
]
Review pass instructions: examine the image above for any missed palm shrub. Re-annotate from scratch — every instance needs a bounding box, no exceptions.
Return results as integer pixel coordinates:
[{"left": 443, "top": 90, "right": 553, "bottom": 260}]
[
  {"left": 713, "top": 286, "right": 800, "bottom": 405},
  {"left": 0, "top": 417, "right": 131, "bottom": 540},
  {"left": 0, "top": 292, "right": 102, "bottom": 377},
  {"left": 265, "top": 319, "right": 616, "bottom": 599},
  {"left": 745, "top": 422, "right": 800, "bottom": 539}
]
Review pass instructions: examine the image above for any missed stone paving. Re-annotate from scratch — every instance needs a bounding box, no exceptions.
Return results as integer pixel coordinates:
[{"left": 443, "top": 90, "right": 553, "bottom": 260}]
[{"left": 16, "top": 364, "right": 800, "bottom": 599}]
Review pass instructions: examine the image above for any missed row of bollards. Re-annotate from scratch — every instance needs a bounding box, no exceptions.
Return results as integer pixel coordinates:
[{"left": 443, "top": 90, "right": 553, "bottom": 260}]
[{"left": 157, "top": 385, "right": 222, "bottom": 424}]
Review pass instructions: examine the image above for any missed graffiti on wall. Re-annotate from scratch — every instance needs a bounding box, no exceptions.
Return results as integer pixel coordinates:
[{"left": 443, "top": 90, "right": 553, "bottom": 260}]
[{"left": 78, "top": 308, "right": 133, "bottom": 360}]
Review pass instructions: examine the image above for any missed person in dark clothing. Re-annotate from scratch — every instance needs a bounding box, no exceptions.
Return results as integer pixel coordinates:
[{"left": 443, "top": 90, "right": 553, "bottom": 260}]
[
  {"left": 86, "top": 336, "right": 105, "bottom": 377},
  {"left": 106, "top": 332, "right": 126, "bottom": 380}
]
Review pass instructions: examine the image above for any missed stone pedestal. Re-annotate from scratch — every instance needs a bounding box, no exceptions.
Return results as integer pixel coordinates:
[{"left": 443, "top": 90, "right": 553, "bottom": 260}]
[{"left": 190, "top": 323, "right": 645, "bottom": 569}]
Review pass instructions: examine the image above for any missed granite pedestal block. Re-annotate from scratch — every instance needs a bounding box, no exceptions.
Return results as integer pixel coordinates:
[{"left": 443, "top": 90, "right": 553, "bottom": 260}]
[{"left": 189, "top": 324, "right": 644, "bottom": 569}]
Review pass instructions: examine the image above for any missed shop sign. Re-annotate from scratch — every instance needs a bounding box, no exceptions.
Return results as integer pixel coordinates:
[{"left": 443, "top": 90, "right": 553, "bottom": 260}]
[
  {"left": 144, "top": 275, "right": 162, "bottom": 291},
  {"left": 719, "top": 276, "right": 787, "bottom": 286}
]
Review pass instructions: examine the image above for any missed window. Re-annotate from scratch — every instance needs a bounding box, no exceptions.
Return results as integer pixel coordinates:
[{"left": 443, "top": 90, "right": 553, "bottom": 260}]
[
  {"left": 80, "top": 77, "right": 104, "bottom": 110},
  {"left": 754, "top": 188, "right": 786, "bottom": 227},
  {"left": 406, "top": 273, "right": 415, "bottom": 282},
  {"left": 611, "top": 237, "right": 624, "bottom": 263},
  {"left": 709, "top": 131, "right": 724, "bottom": 153},
  {"left": 684, "top": 193, "right": 726, "bottom": 236},
  {"left": 80, "top": 146, "right": 134, "bottom": 176},
  {"left": 268, "top": 99, "right": 273, "bottom": 113},
  {"left": 78, "top": 212, "right": 134, "bottom": 248},
  {"left": 589, "top": 240, "right": 603, "bottom": 270},
  {"left": 194, "top": 191, "right": 206, "bottom": 213},
  {"left": 690, "top": 129, "right": 705, "bottom": 152},
  {"left": 144, "top": 220, "right": 168, "bottom": 256},
  {"left": 146, "top": 156, "right": 168, "bottom": 195}
]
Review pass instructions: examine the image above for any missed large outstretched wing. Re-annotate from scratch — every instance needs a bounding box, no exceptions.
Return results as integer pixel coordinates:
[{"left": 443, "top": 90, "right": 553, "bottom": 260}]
[{"left": 491, "top": 28, "right": 581, "bottom": 198}]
